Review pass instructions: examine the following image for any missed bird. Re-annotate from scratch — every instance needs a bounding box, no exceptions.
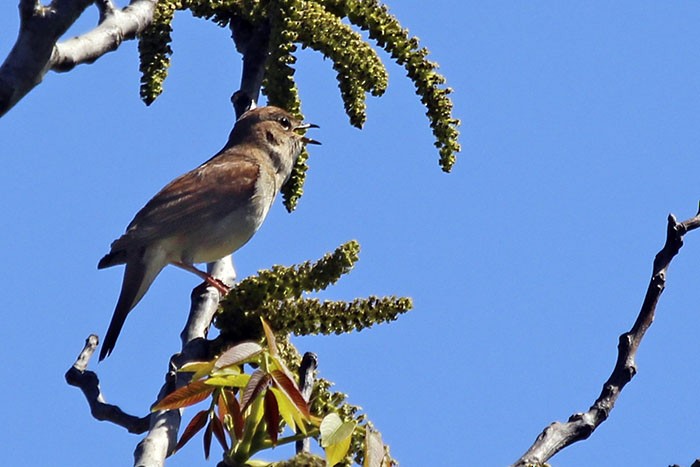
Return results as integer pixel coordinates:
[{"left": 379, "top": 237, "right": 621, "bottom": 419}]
[{"left": 97, "top": 106, "right": 319, "bottom": 361}]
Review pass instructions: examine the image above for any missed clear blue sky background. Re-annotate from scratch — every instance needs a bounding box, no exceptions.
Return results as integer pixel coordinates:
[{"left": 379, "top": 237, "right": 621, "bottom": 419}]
[{"left": 2, "top": 2, "right": 700, "bottom": 466}]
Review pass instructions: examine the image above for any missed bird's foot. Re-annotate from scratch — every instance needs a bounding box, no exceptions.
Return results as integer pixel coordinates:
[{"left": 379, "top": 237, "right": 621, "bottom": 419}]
[
  {"left": 204, "top": 276, "right": 231, "bottom": 295},
  {"left": 173, "top": 261, "right": 231, "bottom": 296}
]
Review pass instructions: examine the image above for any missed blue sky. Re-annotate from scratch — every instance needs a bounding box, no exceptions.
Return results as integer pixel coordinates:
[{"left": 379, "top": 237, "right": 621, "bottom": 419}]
[{"left": 2, "top": 2, "right": 700, "bottom": 466}]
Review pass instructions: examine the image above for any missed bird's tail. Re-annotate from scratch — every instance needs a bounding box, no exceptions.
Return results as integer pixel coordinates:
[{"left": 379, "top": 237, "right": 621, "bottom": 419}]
[{"left": 99, "top": 258, "right": 164, "bottom": 361}]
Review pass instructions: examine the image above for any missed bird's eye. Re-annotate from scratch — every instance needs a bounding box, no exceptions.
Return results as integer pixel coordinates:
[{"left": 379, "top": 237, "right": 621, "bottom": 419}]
[{"left": 278, "top": 116, "right": 292, "bottom": 130}]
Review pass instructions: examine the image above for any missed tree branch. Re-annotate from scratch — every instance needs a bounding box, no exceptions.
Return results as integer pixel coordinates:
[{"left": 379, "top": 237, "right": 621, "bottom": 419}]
[
  {"left": 512, "top": 210, "right": 700, "bottom": 467},
  {"left": 65, "top": 334, "right": 150, "bottom": 434},
  {"left": 0, "top": 0, "right": 156, "bottom": 117},
  {"left": 134, "top": 259, "right": 235, "bottom": 467},
  {"left": 230, "top": 16, "right": 270, "bottom": 106},
  {"left": 296, "top": 352, "right": 318, "bottom": 454}
]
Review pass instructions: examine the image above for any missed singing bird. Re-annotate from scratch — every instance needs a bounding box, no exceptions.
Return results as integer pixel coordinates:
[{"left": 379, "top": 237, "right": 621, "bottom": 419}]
[{"left": 98, "top": 106, "right": 319, "bottom": 360}]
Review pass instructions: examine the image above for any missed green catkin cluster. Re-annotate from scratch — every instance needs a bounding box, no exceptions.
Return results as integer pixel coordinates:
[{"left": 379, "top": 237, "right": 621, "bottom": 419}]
[
  {"left": 137, "top": 0, "right": 460, "bottom": 208},
  {"left": 262, "top": 295, "right": 413, "bottom": 336},
  {"left": 138, "top": 0, "right": 182, "bottom": 104},
  {"left": 262, "top": 0, "right": 308, "bottom": 211},
  {"left": 215, "top": 240, "right": 412, "bottom": 340},
  {"left": 215, "top": 241, "right": 361, "bottom": 337},
  {"left": 296, "top": 1, "right": 388, "bottom": 127},
  {"left": 321, "top": 0, "right": 460, "bottom": 171}
]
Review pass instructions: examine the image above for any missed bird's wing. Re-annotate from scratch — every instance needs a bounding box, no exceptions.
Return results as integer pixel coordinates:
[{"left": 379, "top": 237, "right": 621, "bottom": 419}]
[{"left": 110, "top": 152, "right": 263, "bottom": 251}]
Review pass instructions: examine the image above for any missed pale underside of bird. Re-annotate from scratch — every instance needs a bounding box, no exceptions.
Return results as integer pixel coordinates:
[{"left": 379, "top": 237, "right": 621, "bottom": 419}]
[{"left": 97, "top": 106, "right": 319, "bottom": 361}]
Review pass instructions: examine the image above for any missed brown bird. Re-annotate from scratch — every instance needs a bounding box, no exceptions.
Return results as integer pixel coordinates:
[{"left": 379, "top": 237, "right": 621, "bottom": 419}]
[{"left": 98, "top": 106, "right": 319, "bottom": 360}]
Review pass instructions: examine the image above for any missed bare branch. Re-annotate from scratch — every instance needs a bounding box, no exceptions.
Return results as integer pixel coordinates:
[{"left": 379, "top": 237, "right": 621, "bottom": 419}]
[
  {"left": 296, "top": 352, "right": 318, "bottom": 454},
  {"left": 0, "top": 0, "right": 155, "bottom": 117},
  {"left": 230, "top": 16, "right": 271, "bottom": 106},
  {"left": 512, "top": 210, "right": 700, "bottom": 467},
  {"left": 52, "top": 0, "right": 156, "bottom": 72},
  {"left": 65, "top": 335, "right": 150, "bottom": 434}
]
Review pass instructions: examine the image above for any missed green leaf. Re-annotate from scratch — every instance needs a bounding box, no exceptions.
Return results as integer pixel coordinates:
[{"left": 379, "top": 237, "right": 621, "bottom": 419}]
[
  {"left": 320, "top": 413, "right": 356, "bottom": 448},
  {"left": 205, "top": 373, "right": 251, "bottom": 388},
  {"left": 245, "top": 461, "right": 273, "bottom": 467},
  {"left": 240, "top": 391, "right": 266, "bottom": 453},
  {"left": 321, "top": 413, "right": 356, "bottom": 465},
  {"left": 179, "top": 360, "right": 216, "bottom": 381},
  {"left": 269, "top": 387, "right": 298, "bottom": 433},
  {"left": 210, "top": 365, "right": 243, "bottom": 377},
  {"left": 152, "top": 380, "right": 215, "bottom": 411},
  {"left": 270, "top": 369, "right": 310, "bottom": 418}
]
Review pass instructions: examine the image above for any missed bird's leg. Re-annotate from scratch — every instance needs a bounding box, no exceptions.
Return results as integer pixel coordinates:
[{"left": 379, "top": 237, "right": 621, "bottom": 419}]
[{"left": 172, "top": 262, "right": 231, "bottom": 295}]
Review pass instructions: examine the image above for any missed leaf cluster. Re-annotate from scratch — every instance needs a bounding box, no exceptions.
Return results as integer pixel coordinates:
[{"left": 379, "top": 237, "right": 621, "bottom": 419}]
[{"left": 155, "top": 319, "right": 394, "bottom": 466}]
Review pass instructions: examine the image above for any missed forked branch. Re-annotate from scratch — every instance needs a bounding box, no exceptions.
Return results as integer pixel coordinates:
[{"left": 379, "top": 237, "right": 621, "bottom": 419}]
[
  {"left": 0, "top": 0, "right": 156, "bottom": 117},
  {"left": 512, "top": 210, "right": 700, "bottom": 467}
]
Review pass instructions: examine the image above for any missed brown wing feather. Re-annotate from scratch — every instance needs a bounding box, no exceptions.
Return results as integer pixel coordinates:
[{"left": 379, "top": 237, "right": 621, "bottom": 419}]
[{"left": 110, "top": 150, "right": 261, "bottom": 251}]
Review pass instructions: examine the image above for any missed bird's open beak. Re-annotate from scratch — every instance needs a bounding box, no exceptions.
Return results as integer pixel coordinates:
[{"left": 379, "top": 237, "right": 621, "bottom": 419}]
[{"left": 297, "top": 123, "right": 321, "bottom": 145}]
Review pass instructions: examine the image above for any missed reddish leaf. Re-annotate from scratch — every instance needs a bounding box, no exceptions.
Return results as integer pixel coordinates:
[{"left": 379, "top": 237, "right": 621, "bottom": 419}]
[
  {"left": 217, "top": 390, "right": 228, "bottom": 421},
  {"left": 240, "top": 369, "right": 271, "bottom": 412},
  {"left": 211, "top": 413, "right": 229, "bottom": 451},
  {"left": 175, "top": 410, "right": 208, "bottom": 452},
  {"left": 260, "top": 317, "right": 278, "bottom": 357},
  {"left": 214, "top": 342, "right": 263, "bottom": 369},
  {"left": 203, "top": 419, "right": 213, "bottom": 460},
  {"left": 271, "top": 369, "right": 310, "bottom": 418},
  {"left": 153, "top": 380, "right": 215, "bottom": 411},
  {"left": 225, "top": 389, "right": 244, "bottom": 440},
  {"left": 264, "top": 390, "right": 280, "bottom": 445}
]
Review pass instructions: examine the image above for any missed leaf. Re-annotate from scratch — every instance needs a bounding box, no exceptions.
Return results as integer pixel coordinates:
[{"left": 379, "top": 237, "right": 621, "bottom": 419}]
[
  {"left": 210, "top": 365, "right": 242, "bottom": 377},
  {"left": 217, "top": 390, "right": 228, "bottom": 420},
  {"left": 264, "top": 390, "right": 280, "bottom": 445},
  {"left": 152, "top": 380, "right": 214, "bottom": 411},
  {"left": 179, "top": 360, "right": 216, "bottom": 381},
  {"left": 175, "top": 410, "right": 208, "bottom": 452},
  {"left": 241, "top": 391, "right": 266, "bottom": 449},
  {"left": 260, "top": 317, "right": 278, "bottom": 357},
  {"left": 246, "top": 461, "right": 274, "bottom": 467},
  {"left": 321, "top": 413, "right": 356, "bottom": 466},
  {"left": 211, "top": 414, "right": 229, "bottom": 452},
  {"left": 240, "top": 369, "right": 272, "bottom": 412},
  {"left": 270, "top": 369, "right": 310, "bottom": 418},
  {"left": 364, "top": 427, "right": 385, "bottom": 467},
  {"left": 205, "top": 373, "right": 251, "bottom": 388},
  {"left": 320, "top": 413, "right": 355, "bottom": 447},
  {"left": 224, "top": 389, "right": 244, "bottom": 440},
  {"left": 269, "top": 387, "right": 297, "bottom": 433},
  {"left": 203, "top": 418, "right": 213, "bottom": 460},
  {"left": 214, "top": 342, "right": 263, "bottom": 369}
]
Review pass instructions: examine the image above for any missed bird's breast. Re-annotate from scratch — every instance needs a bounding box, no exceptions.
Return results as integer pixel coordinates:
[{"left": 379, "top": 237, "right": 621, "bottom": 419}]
[{"left": 177, "top": 173, "right": 276, "bottom": 264}]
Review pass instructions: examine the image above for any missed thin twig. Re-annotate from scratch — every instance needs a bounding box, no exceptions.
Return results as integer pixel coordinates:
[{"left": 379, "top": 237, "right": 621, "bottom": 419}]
[
  {"left": 512, "top": 210, "right": 700, "bottom": 467},
  {"left": 65, "top": 335, "right": 150, "bottom": 434}
]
